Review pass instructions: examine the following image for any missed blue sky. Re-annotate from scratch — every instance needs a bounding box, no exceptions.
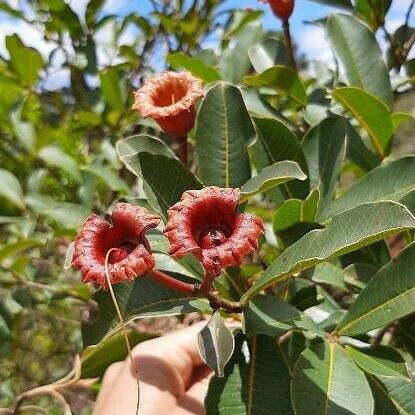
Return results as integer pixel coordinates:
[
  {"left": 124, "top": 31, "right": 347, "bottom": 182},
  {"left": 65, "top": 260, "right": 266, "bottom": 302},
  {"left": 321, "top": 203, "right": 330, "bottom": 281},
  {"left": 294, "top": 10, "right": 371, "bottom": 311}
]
[{"left": 0, "top": 0, "right": 414, "bottom": 89}]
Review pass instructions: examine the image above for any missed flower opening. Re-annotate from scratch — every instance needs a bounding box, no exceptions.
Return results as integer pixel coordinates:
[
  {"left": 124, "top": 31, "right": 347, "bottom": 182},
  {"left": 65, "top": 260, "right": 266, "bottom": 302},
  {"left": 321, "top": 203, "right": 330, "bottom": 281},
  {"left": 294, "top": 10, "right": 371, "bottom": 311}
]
[
  {"left": 72, "top": 203, "right": 160, "bottom": 288},
  {"left": 164, "top": 186, "right": 264, "bottom": 276},
  {"left": 259, "top": 0, "right": 295, "bottom": 21},
  {"left": 133, "top": 71, "right": 204, "bottom": 140}
]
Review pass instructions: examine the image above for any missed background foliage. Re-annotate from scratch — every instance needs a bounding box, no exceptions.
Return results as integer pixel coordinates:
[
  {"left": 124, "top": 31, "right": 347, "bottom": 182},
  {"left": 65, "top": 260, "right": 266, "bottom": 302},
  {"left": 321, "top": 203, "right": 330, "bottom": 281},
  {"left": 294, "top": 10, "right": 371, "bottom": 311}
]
[{"left": 0, "top": 0, "right": 414, "bottom": 414}]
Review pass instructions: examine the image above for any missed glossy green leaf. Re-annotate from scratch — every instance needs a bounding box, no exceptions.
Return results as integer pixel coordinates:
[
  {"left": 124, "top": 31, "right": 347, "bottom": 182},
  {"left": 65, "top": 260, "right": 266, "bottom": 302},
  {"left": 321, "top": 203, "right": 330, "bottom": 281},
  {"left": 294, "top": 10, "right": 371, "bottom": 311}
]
[
  {"left": 327, "top": 14, "right": 392, "bottom": 106},
  {"left": 253, "top": 116, "right": 309, "bottom": 198},
  {"left": 38, "top": 146, "right": 81, "bottom": 182},
  {"left": 346, "top": 345, "right": 409, "bottom": 379},
  {"left": 368, "top": 376, "right": 400, "bottom": 415},
  {"left": 167, "top": 52, "right": 220, "bottom": 83},
  {"left": 248, "top": 37, "right": 289, "bottom": 73},
  {"left": 292, "top": 341, "right": 374, "bottom": 415},
  {"left": 243, "top": 295, "right": 301, "bottom": 337},
  {"left": 195, "top": 82, "right": 255, "bottom": 188},
  {"left": 81, "top": 330, "right": 154, "bottom": 378},
  {"left": 138, "top": 153, "right": 202, "bottom": 220},
  {"left": 303, "top": 117, "right": 347, "bottom": 210},
  {"left": 332, "top": 87, "right": 393, "bottom": 157},
  {"left": 242, "top": 201, "right": 415, "bottom": 301},
  {"left": 0, "top": 169, "right": 25, "bottom": 209},
  {"left": 273, "top": 199, "right": 303, "bottom": 231},
  {"left": 82, "top": 278, "right": 210, "bottom": 346},
  {"left": 344, "top": 119, "right": 380, "bottom": 172},
  {"left": 220, "top": 21, "right": 262, "bottom": 83},
  {"left": 375, "top": 376, "right": 415, "bottom": 414},
  {"left": 117, "top": 134, "right": 176, "bottom": 177},
  {"left": 240, "top": 161, "right": 306, "bottom": 202},
  {"left": 244, "top": 66, "right": 307, "bottom": 106},
  {"left": 336, "top": 243, "right": 415, "bottom": 337},
  {"left": 205, "top": 333, "right": 293, "bottom": 415},
  {"left": 319, "top": 156, "right": 415, "bottom": 221},
  {"left": 5, "top": 34, "right": 43, "bottom": 86}
]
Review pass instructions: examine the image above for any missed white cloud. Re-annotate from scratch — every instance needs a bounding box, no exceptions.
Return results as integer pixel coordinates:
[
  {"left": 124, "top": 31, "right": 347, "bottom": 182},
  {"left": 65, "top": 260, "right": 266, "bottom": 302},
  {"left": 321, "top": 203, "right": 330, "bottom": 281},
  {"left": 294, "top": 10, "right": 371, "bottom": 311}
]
[{"left": 298, "top": 25, "right": 335, "bottom": 68}]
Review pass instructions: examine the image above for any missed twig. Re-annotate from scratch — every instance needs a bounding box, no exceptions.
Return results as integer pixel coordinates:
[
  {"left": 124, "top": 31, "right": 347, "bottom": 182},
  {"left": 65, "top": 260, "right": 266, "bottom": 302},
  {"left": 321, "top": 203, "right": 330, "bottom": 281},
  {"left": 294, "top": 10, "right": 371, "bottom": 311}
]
[
  {"left": 204, "top": 291, "right": 243, "bottom": 313},
  {"left": 282, "top": 20, "right": 297, "bottom": 71}
]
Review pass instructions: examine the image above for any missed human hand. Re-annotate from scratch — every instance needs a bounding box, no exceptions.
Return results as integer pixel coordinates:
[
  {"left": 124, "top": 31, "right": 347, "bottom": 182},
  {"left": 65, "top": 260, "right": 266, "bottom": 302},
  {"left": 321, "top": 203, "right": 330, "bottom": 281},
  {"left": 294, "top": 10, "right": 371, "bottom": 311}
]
[{"left": 93, "top": 322, "right": 212, "bottom": 415}]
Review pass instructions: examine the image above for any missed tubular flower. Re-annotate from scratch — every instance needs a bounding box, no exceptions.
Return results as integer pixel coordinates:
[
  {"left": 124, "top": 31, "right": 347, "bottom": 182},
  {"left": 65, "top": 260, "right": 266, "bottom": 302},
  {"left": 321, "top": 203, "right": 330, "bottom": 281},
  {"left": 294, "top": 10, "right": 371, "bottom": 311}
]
[
  {"left": 164, "top": 187, "right": 265, "bottom": 277},
  {"left": 72, "top": 203, "right": 160, "bottom": 288},
  {"left": 132, "top": 71, "right": 204, "bottom": 140},
  {"left": 260, "top": 0, "right": 294, "bottom": 21}
]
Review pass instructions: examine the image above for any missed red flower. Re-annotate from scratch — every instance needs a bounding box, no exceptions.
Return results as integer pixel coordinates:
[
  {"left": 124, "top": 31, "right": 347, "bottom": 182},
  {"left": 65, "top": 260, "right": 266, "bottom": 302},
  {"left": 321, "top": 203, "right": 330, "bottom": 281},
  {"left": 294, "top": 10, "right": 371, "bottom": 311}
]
[
  {"left": 164, "top": 187, "right": 264, "bottom": 277},
  {"left": 260, "top": 0, "right": 295, "bottom": 21},
  {"left": 133, "top": 71, "right": 204, "bottom": 141},
  {"left": 72, "top": 203, "right": 160, "bottom": 288}
]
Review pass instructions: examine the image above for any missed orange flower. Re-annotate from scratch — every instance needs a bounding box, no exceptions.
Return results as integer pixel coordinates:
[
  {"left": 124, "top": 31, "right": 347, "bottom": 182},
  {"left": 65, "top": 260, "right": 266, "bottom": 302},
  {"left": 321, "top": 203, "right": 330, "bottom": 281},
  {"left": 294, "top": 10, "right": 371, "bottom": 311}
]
[
  {"left": 72, "top": 203, "right": 160, "bottom": 288},
  {"left": 133, "top": 71, "right": 204, "bottom": 140},
  {"left": 164, "top": 187, "right": 264, "bottom": 278},
  {"left": 260, "top": 0, "right": 294, "bottom": 21}
]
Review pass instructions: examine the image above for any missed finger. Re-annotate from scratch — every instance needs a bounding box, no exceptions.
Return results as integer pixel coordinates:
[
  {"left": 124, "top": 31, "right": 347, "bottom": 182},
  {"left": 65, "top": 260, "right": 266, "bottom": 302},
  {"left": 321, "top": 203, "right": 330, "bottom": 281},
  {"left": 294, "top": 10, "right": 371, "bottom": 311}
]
[
  {"left": 93, "top": 361, "right": 125, "bottom": 414},
  {"left": 174, "top": 369, "right": 213, "bottom": 415},
  {"left": 133, "top": 322, "right": 207, "bottom": 388}
]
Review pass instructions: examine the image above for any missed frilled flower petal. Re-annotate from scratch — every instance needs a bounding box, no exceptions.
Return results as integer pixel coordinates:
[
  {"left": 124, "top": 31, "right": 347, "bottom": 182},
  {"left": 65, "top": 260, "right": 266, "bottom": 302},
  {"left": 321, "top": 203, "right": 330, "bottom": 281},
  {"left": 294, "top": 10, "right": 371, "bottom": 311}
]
[
  {"left": 132, "top": 71, "right": 204, "bottom": 139},
  {"left": 164, "top": 186, "right": 264, "bottom": 276},
  {"left": 72, "top": 203, "right": 160, "bottom": 288}
]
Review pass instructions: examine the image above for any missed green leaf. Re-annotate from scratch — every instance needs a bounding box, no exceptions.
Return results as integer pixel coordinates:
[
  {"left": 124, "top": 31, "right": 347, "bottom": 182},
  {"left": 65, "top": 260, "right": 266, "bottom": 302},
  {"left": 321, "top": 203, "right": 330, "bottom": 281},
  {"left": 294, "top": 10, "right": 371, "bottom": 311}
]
[
  {"left": 248, "top": 37, "right": 289, "bottom": 73},
  {"left": 368, "top": 376, "right": 400, "bottom": 415},
  {"left": 244, "top": 65, "right": 307, "bottom": 106},
  {"left": 243, "top": 295, "right": 301, "bottom": 337},
  {"left": 167, "top": 52, "right": 220, "bottom": 83},
  {"left": 0, "top": 239, "right": 41, "bottom": 263},
  {"left": 355, "top": 0, "right": 391, "bottom": 31},
  {"left": 195, "top": 82, "right": 255, "bottom": 188},
  {"left": 391, "top": 112, "right": 414, "bottom": 131},
  {"left": 346, "top": 345, "right": 409, "bottom": 379},
  {"left": 273, "top": 199, "right": 303, "bottom": 231},
  {"left": 82, "top": 278, "right": 210, "bottom": 346},
  {"left": 6, "top": 34, "right": 43, "bottom": 86},
  {"left": 291, "top": 341, "right": 374, "bottom": 415},
  {"left": 138, "top": 153, "right": 202, "bottom": 220},
  {"left": 375, "top": 376, "right": 415, "bottom": 414},
  {"left": 306, "top": 0, "right": 353, "bottom": 9},
  {"left": 198, "top": 312, "right": 235, "bottom": 377},
  {"left": 253, "top": 116, "right": 309, "bottom": 198},
  {"left": 205, "top": 334, "right": 293, "bottom": 415},
  {"left": 303, "top": 117, "right": 347, "bottom": 210},
  {"left": 81, "top": 330, "right": 154, "bottom": 378},
  {"left": 326, "top": 14, "right": 392, "bottom": 107},
  {"left": 100, "top": 67, "right": 126, "bottom": 111},
  {"left": 220, "top": 21, "right": 262, "bottom": 83},
  {"left": 117, "top": 134, "right": 176, "bottom": 177},
  {"left": 38, "top": 146, "right": 81, "bottom": 182},
  {"left": 242, "top": 201, "right": 415, "bottom": 302},
  {"left": 240, "top": 161, "right": 306, "bottom": 202},
  {"left": 319, "top": 156, "right": 415, "bottom": 221},
  {"left": 344, "top": 119, "right": 380, "bottom": 172},
  {"left": 336, "top": 243, "right": 415, "bottom": 337},
  {"left": 83, "top": 164, "right": 129, "bottom": 192},
  {"left": 0, "top": 169, "right": 25, "bottom": 209},
  {"left": 332, "top": 87, "right": 393, "bottom": 158}
]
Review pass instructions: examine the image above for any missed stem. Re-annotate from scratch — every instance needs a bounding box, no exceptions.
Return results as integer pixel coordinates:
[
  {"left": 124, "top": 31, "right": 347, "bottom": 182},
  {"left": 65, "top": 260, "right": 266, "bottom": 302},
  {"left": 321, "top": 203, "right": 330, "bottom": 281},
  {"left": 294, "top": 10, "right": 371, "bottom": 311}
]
[
  {"left": 104, "top": 250, "right": 140, "bottom": 415},
  {"left": 205, "top": 291, "right": 243, "bottom": 313},
  {"left": 198, "top": 271, "right": 217, "bottom": 294},
  {"left": 149, "top": 269, "right": 196, "bottom": 294},
  {"left": 282, "top": 19, "right": 297, "bottom": 71},
  {"left": 178, "top": 138, "right": 188, "bottom": 167}
]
